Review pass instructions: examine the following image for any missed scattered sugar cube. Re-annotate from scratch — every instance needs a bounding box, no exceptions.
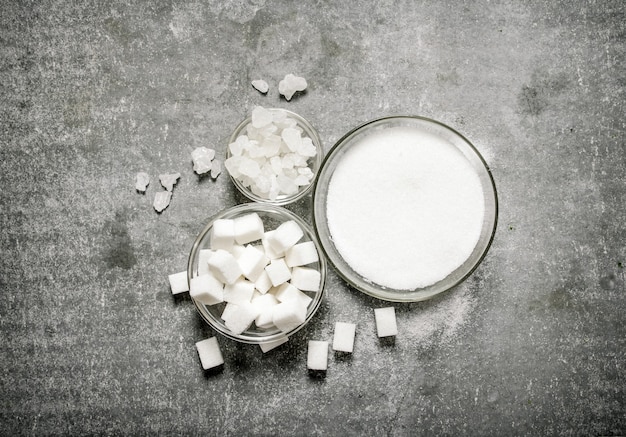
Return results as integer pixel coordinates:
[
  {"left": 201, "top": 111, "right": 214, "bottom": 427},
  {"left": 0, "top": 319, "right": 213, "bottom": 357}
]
[
  {"left": 153, "top": 190, "right": 172, "bottom": 212},
  {"left": 259, "top": 336, "right": 288, "bottom": 353},
  {"left": 251, "top": 79, "right": 269, "bottom": 94},
  {"left": 135, "top": 172, "right": 150, "bottom": 192},
  {"left": 211, "top": 219, "right": 235, "bottom": 251},
  {"left": 223, "top": 278, "right": 255, "bottom": 304},
  {"left": 233, "top": 213, "right": 265, "bottom": 245},
  {"left": 285, "top": 241, "right": 319, "bottom": 267},
  {"left": 307, "top": 340, "right": 328, "bottom": 371},
  {"left": 278, "top": 73, "right": 307, "bottom": 101},
  {"left": 208, "top": 249, "right": 243, "bottom": 285},
  {"left": 191, "top": 147, "right": 215, "bottom": 175},
  {"left": 272, "top": 300, "right": 307, "bottom": 333},
  {"left": 159, "top": 173, "right": 181, "bottom": 191},
  {"left": 197, "top": 249, "right": 213, "bottom": 275},
  {"left": 168, "top": 271, "right": 189, "bottom": 295},
  {"left": 224, "top": 301, "right": 260, "bottom": 335},
  {"left": 274, "top": 283, "right": 312, "bottom": 307},
  {"left": 265, "top": 258, "right": 291, "bottom": 287},
  {"left": 290, "top": 266, "right": 320, "bottom": 292},
  {"left": 374, "top": 307, "right": 398, "bottom": 338},
  {"left": 267, "top": 220, "right": 304, "bottom": 253},
  {"left": 332, "top": 322, "right": 356, "bottom": 353},
  {"left": 237, "top": 244, "right": 269, "bottom": 281},
  {"left": 189, "top": 273, "right": 224, "bottom": 305},
  {"left": 195, "top": 337, "right": 224, "bottom": 371}
]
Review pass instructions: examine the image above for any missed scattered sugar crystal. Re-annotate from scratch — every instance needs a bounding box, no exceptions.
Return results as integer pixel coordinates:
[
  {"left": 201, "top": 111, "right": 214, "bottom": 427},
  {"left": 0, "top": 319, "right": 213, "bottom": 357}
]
[
  {"left": 251, "top": 79, "right": 269, "bottom": 94},
  {"left": 278, "top": 74, "right": 307, "bottom": 101},
  {"left": 210, "top": 159, "right": 222, "bottom": 179},
  {"left": 332, "top": 322, "right": 356, "bottom": 353},
  {"left": 191, "top": 147, "right": 215, "bottom": 175},
  {"left": 153, "top": 191, "right": 172, "bottom": 212},
  {"left": 135, "top": 172, "right": 150, "bottom": 192},
  {"left": 159, "top": 173, "right": 181, "bottom": 191}
]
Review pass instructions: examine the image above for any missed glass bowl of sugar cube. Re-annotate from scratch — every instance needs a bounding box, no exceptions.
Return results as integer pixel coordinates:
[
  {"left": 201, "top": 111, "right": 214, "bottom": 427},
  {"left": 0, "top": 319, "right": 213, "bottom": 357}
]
[
  {"left": 224, "top": 106, "right": 323, "bottom": 206},
  {"left": 188, "top": 203, "right": 327, "bottom": 344},
  {"left": 313, "top": 115, "right": 498, "bottom": 302}
]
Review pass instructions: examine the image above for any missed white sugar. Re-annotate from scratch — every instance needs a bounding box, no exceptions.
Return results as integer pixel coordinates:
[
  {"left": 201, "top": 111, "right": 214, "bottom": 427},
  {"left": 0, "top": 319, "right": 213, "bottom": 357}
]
[{"left": 326, "top": 126, "right": 484, "bottom": 290}]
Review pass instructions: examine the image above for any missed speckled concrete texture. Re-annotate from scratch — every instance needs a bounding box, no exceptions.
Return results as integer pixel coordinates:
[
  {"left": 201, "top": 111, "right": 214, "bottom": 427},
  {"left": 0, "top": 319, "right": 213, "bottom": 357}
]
[{"left": 1, "top": 0, "right": 624, "bottom": 435}]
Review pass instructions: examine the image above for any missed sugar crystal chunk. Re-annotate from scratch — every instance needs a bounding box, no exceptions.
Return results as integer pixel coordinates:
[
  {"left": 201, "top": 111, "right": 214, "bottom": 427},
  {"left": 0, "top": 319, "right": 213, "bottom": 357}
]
[
  {"left": 196, "top": 337, "right": 224, "bottom": 371},
  {"left": 135, "top": 172, "right": 150, "bottom": 192},
  {"left": 159, "top": 173, "right": 181, "bottom": 191},
  {"left": 191, "top": 147, "right": 215, "bottom": 175},
  {"left": 153, "top": 190, "right": 172, "bottom": 212},
  {"left": 210, "top": 159, "right": 222, "bottom": 179},
  {"left": 251, "top": 106, "right": 274, "bottom": 128},
  {"left": 278, "top": 74, "right": 308, "bottom": 101},
  {"left": 251, "top": 79, "right": 269, "bottom": 94},
  {"left": 281, "top": 127, "right": 302, "bottom": 152}
]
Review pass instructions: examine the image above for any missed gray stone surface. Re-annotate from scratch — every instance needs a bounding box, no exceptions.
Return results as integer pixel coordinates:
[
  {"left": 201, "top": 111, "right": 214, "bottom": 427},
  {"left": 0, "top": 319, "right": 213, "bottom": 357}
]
[{"left": 1, "top": 0, "right": 624, "bottom": 435}]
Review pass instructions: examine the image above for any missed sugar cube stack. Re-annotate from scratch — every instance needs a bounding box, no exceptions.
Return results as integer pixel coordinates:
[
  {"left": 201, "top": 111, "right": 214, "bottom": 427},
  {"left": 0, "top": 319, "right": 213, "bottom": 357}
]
[{"left": 182, "top": 212, "right": 322, "bottom": 338}]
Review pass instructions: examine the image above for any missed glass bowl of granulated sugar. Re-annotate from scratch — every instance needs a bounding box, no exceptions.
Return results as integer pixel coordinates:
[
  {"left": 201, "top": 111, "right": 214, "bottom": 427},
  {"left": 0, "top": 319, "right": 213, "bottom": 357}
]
[{"left": 313, "top": 116, "right": 498, "bottom": 302}]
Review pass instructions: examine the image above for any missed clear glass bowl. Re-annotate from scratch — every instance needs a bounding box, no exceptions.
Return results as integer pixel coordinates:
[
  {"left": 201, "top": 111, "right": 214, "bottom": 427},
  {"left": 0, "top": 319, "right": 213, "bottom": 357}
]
[
  {"left": 226, "top": 108, "right": 323, "bottom": 206},
  {"left": 188, "top": 203, "right": 327, "bottom": 343},
  {"left": 313, "top": 116, "right": 498, "bottom": 302}
]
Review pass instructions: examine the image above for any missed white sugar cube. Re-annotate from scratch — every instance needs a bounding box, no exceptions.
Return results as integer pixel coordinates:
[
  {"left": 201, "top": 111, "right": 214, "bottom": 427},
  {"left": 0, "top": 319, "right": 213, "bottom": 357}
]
[
  {"left": 207, "top": 249, "right": 242, "bottom": 285},
  {"left": 221, "top": 302, "right": 239, "bottom": 321},
  {"left": 252, "top": 293, "right": 279, "bottom": 329},
  {"left": 265, "top": 258, "right": 291, "bottom": 287},
  {"left": 284, "top": 241, "right": 319, "bottom": 267},
  {"left": 211, "top": 219, "right": 235, "bottom": 250},
  {"left": 307, "top": 340, "right": 328, "bottom": 371},
  {"left": 332, "top": 322, "right": 356, "bottom": 353},
  {"left": 168, "top": 271, "right": 189, "bottom": 295},
  {"left": 233, "top": 213, "right": 265, "bottom": 245},
  {"left": 374, "top": 307, "right": 398, "bottom": 338},
  {"left": 224, "top": 301, "right": 260, "bottom": 335},
  {"left": 262, "top": 230, "right": 284, "bottom": 259},
  {"left": 254, "top": 270, "right": 273, "bottom": 294},
  {"left": 259, "top": 336, "right": 288, "bottom": 353},
  {"left": 195, "top": 337, "right": 224, "bottom": 370},
  {"left": 189, "top": 273, "right": 224, "bottom": 306},
  {"left": 197, "top": 249, "right": 214, "bottom": 275},
  {"left": 266, "top": 220, "right": 303, "bottom": 253},
  {"left": 290, "top": 266, "right": 320, "bottom": 292},
  {"left": 237, "top": 244, "right": 269, "bottom": 281},
  {"left": 272, "top": 300, "right": 307, "bottom": 333},
  {"left": 223, "top": 278, "right": 255, "bottom": 304},
  {"left": 229, "top": 244, "right": 246, "bottom": 259},
  {"left": 274, "top": 283, "right": 312, "bottom": 307}
]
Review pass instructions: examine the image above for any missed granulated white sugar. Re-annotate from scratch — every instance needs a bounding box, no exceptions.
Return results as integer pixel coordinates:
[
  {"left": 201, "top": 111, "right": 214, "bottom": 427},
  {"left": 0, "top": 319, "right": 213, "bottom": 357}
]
[{"left": 326, "top": 126, "right": 484, "bottom": 290}]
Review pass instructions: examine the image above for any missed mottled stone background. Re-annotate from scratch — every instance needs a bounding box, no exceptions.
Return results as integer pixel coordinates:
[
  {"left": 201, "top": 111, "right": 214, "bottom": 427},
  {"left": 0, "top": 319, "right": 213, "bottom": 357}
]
[{"left": 1, "top": 0, "right": 624, "bottom": 435}]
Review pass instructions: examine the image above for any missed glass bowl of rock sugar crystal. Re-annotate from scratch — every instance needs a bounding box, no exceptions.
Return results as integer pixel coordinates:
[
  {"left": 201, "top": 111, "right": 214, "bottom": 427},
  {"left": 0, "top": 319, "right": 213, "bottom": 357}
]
[
  {"left": 313, "top": 115, "right": 498, "bottom": 302},
  {"left": 224, "top": 107, "right": 323, "bottom": 206},
  {"left": 188, "top": 203, "right": 327, "bottom": 344}
]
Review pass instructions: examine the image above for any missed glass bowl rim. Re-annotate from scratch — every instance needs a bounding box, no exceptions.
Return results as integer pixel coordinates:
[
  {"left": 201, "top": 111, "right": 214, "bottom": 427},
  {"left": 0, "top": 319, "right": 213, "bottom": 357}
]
[
  {"left": 187, "top": 202, "right": 328, "bottom": 343},
  {"left": 312, "top": 114, "right": 498, "bottom": 302},
  {"left": 226, "top": 108, "right": 323, "bottom": 206}
]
